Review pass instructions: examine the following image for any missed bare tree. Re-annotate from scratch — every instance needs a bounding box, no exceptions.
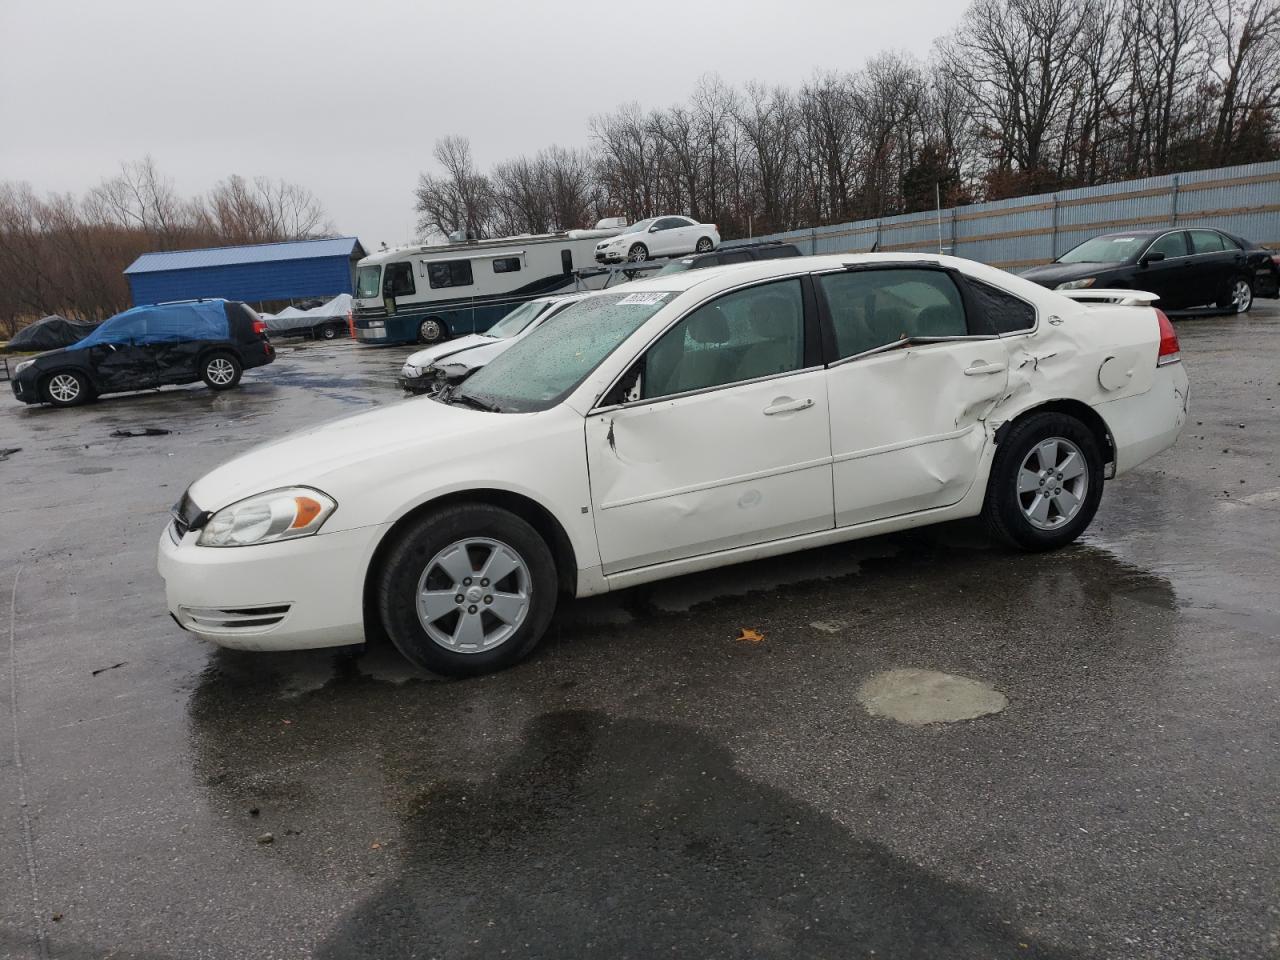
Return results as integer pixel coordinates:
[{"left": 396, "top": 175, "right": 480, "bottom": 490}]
[{"left": 414, "top": 136, "right": 493, "bottom": 239}]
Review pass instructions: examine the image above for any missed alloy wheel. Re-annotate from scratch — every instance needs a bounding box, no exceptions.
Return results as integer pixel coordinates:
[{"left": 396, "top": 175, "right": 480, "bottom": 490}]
[
  {"left": 48, "top": 373, "right": 81, "bottom": 403},
  {"left": 1017, "top": 437, "right": 1088, "bottom": 530},
  {"left": 415, "top": 537, "right": 531, "bottom": 653},
  {"left": 696, "top": 237, "right": 713, "bottom": 252},
  {"left": 1233, "top": 279, "right": 1253, "bottom": 313},
  {"left": 207, "top": 358, "right": 236, "bottom": 385}
]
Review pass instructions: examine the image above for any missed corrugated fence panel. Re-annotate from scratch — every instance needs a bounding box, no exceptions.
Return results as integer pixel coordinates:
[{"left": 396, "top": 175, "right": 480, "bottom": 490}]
[
  {"left": 128, "top": 255, "right": 356, "bottom": 306},
  {"left": 724, "top": 161, "right": 1280, "bottom": 270}
]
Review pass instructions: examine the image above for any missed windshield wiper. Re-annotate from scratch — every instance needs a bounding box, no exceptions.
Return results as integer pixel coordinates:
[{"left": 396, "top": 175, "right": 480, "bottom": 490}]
[{"left": 443, "top": 389, "right": 501, "bottom": 413}]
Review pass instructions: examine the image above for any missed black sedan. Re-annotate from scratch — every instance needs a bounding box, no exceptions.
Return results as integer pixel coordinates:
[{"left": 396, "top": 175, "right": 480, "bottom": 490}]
[
  {"left": 11, "top": 299, "right": 274, "bottom": 407},
  {"left": 1021, "top": 227, "right": 1277, "bottom": 313}
]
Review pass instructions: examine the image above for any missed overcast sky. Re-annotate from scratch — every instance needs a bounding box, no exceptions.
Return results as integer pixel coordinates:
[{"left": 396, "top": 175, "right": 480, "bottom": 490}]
[{"left": 1, "top": 0, "right": 967, "bottom": 249}]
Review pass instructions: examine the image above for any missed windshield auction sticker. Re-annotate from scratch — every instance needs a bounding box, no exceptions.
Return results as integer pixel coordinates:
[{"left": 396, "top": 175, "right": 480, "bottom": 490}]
[{"left": 618, "top": 292, "right": 669, "bottom": 305}]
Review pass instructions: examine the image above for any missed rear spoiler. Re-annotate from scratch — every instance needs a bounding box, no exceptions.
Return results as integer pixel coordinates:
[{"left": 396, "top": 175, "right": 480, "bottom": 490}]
[{"left": 1058, "top": 289, "right": 1159, "bottom": 306}]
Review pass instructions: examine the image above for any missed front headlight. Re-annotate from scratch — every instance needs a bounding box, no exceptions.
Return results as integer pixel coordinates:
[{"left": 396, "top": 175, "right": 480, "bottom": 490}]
[
  {"left": 15, "top": 359, "right": 35, "bottom": 374},
  {"left": 197, "top": 487, "right": 336, "bottom": 547},
  {"left": 1056, "top": 278, "right": 1097, "bottom": 290},
  {"left": 403, "top": 364, "right": 423, "bottom": 378}
]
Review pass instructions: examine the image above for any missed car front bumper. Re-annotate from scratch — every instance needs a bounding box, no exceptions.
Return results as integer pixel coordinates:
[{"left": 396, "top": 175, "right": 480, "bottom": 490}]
[
  {"left": 157, "top": 519, "right": 390, "bottom": 651},
  {"left": 595, "top": 250, "right": 626, "bottom": 263},
  {"left": 11, "top": 373, "right": 38, "bottom": 404}
]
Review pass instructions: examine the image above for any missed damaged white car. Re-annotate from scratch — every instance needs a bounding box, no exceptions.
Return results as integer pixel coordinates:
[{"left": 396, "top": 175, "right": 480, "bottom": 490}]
[{"left": 159, "top": 254, "right": 1188, "bottom": 676}]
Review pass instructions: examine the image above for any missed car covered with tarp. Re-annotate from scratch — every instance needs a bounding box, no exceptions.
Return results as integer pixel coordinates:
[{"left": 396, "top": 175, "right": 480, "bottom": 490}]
[
  {"left": 3, "top": 315, "right": 101, "bottom": 352},
  {"left": 10, "top": 299, "right": 275, "bottom": 407},
  {"left": 259, "top": 293, "right": 353, "bottom": 339}
]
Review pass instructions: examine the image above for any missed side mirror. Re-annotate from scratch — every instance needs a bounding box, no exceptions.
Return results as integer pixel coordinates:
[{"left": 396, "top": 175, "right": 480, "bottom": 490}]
[
  {"left": 1140, "top": 251, "right": 1166, "bottom": 268},
  {"left": 649, "top": 224, "right": 661, "bottom": 233}
]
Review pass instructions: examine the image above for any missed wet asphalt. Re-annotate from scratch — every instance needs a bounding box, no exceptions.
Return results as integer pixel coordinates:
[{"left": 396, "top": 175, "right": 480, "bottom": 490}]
[{"left": 0, "top": 305, "right": 1277, "bottom": 959}]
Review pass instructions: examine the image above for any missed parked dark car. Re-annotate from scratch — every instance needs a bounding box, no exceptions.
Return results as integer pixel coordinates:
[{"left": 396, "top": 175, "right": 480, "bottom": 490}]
[
  {"left": 655, "top": 241, "right": 803, "bottom": 275},
  {"left": 11, "top": 299, "right": 274, "bottom": 408},
  {"left": 1021, "top": 227, "right": 1276, "bottom": 313}
]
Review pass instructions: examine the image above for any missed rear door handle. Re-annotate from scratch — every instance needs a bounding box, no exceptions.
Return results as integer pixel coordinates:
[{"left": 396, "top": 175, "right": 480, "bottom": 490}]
[
  {"left": 763, "top": 397, "right": 815, "bottom": 415},
  {"left": 964, "top": 360, "right": 1007, "bottom": 376}
]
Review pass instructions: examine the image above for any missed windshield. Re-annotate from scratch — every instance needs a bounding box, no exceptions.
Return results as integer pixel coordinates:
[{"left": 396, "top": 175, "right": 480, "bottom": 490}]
[
  {"left": 1058, "top": 235, "right": 1147, "bottom": 264},
  {"left": 623, "top": 219, "right": 655, "bottom": 236},
  {"left": 355, "top": 265, "right": 382, "bottom": 298},
  {"left": 453, "top": 291, "right": 673, "bottom": 413},
  {"left": 656, "top": 259, "right": 695, "bottom": 275},
  {"left": 485, "top": 300, "right": 551, "bottom": 339}
]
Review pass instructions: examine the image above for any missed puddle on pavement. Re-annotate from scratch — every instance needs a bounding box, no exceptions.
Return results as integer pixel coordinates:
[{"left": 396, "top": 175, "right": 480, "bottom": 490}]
[{"left": 857, "top": 669, "right": 1008, "bottom": 726}]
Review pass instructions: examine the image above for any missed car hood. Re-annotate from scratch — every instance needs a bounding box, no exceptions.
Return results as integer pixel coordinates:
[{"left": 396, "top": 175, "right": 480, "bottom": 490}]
[
  {"left": 405, "top": 334, "right": 493, "bottom": 368},
  {"left": 597, "top": 233, "right": 638, "bottom": 248},
  {"left": 1019, "top": 262, "right": 1116, "bottom": 287},
  {"left": 187, "top": 398, "right": 499, "bottom": 512},
  {"left": 432, "top": 338, "right": 514, "bottom": 372}
]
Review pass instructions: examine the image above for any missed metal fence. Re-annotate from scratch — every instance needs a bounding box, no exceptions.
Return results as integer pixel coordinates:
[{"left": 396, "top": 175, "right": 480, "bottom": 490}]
[{"left": 723, "top": 161, "right": 1280, "bottom": 269}]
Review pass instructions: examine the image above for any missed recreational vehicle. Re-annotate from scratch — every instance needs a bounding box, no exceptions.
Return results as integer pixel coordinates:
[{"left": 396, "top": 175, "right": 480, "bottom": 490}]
[{"left": 352, "top": 220, "right": 627, "bottom": 345}]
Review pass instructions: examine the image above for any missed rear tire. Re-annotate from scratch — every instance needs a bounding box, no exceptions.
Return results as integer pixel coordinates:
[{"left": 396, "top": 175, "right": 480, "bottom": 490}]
[
  {"left": 43, "top": 370, "right": 92, "bottom": 408},
  {"left": 1218, "top": 276, "right": 1253, "bottom": 314},
  {"left": 983, "top": 412, "right": 1104, "bottom": 551},
  {"left": 201, "top": 351, "right": 242, "bottom": 391},
  {"left": 418, "top": 318, "right": 445, "bottom": 344},
  {"left": 321, "top": 322, "right": 341, "bottom": 340},
  {"left": 695, "top": 236, "right": 714, "bottom": 253},
  {"left": 377, "top": 503, "right": 558, "bottom": 677}
]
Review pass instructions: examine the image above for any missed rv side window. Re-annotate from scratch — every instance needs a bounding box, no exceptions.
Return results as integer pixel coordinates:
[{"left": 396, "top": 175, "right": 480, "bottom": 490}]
[
  {"left": 384, "top": 262, "right": 415, "bottom": 297},
  {"left": 492, "top": 257, "right": 521, "bottom": 274},
  {"left": 561, "top": 249, "right": 573, "bottom": 274},
  {"left": 427, "top": 260, "right": 474, "bottom": 289}
]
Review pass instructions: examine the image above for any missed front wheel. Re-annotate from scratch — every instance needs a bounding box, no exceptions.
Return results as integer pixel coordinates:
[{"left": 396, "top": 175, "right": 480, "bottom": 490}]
[
  {"left": 418, "top": 318, "right": 445, "bottom": 344},
  {"left": 983, "top": 412, "right": 1104, "bottom": 551},
  {"left": 201, "top": 352, "right": 242, "bottom": 391},
  {"left": 43, "top": 370, "right": 92, "bottom": 407},
  {"left": 627, "top": 243, "right": 649, "bottom": 262},
  {"left": 377, "top": 503, "right": 558, "bottom": 677}
]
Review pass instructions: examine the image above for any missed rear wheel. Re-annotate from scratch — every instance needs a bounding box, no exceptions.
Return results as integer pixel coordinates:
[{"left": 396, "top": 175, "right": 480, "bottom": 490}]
[
  {"left": 321, "top": 322, "right": 342, "bottom": 340},
  {"left": 43, "top": 370, "right": 92, "bottom": 407},
  {"left": 377, "top": 503, "right": 558, "bottom": 677},
  {"left": 201, "top": 352, "right": 242, "bottom": 391},
  {"left": 627, "top": 243, "right": 649, "bottom": 262},
  {"left": 695, "top": 236, "right": 714, "bottom": 253},
  {"left": 1229, "top": 276, "right": 1253, "bottom": 313},
  {"left": 983, "top": 412, "right": 1104, "bottom": 551}
]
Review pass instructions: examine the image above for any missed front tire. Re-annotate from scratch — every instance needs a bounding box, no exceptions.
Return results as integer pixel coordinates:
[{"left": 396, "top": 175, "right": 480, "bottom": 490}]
[
  {"left": 377, "top": 503, "right": 558, "bottom": 677},
  {"left": 418, "top": 318, "right": 445, "bottom": 344},
  {"left": 627, "top": 243, "right": 649, "bottom": 262},
  {"left": 983, "top": 412, "right": 1104, "bottom": 551},
  {"left": 43, "top": 370, "right": 92, "bottom": 407},
  {"left": 201, "top": 351, "right": 242, "bottom": 391}
]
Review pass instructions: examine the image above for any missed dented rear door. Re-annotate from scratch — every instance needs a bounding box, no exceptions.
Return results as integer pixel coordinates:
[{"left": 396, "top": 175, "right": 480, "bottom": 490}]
[{"left": 816, "top": 267, "right": 1010, "bottom": 527}]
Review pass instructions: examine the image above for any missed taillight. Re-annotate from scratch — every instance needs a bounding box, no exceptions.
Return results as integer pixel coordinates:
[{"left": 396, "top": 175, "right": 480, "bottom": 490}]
[
  {"left": 1155, "top": 308, "right": 1180, "bottom": 366},
  {"left": 252, "top": 318, "right": 267, "bottom": 336}
]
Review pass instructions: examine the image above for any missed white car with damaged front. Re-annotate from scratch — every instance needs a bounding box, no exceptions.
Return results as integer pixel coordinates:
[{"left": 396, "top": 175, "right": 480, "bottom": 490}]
[{"left": 159, "top": 254, "right": 1188, "bottom": 677}]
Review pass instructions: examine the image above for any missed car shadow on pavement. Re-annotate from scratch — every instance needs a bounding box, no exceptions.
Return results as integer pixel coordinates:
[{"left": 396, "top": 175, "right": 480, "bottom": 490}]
[{"left": 309, "top": 708, "right": 1081, "bottom": 960}]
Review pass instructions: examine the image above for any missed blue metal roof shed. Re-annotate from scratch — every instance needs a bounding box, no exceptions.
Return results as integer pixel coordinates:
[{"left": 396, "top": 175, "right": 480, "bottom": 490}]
[{"left": 124, "top": 237, "right": 367, "bottom": 306}]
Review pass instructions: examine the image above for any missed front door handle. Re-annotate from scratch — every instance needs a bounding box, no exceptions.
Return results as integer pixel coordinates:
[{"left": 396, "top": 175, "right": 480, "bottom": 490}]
[
  {"left": 963, "top": 360, "right": 1007, "bottom": 376},
  {"left": 763, "top": 397, "right": 815, "bottom": 415}
]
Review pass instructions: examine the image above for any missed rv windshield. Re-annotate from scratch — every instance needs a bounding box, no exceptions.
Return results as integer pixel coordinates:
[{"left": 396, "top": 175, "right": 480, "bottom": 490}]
[
  {"left": 450, "top": 292, "right": 673, "bottom": 413},
  {"left": 485, "top": 300, "right": 550, "bottom": 339},
  {"left": 355, "top": 265, "right": 382, "bottom": 298}
]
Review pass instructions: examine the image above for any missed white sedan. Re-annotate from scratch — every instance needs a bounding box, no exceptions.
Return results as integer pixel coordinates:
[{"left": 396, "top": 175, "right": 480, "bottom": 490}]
[
  {"left": 595, "top": 216, "right": 720, "bottom": 263},
  {"left": 159, "top": 254, "right": 1188, "bottom": 676},
  {"left": 398, "top": 293, "right": 588, "bottom": 393}
]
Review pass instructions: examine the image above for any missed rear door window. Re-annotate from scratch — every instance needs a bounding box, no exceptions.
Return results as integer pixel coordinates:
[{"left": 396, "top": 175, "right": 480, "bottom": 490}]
[
  {"left": 1189, "top": 230, "right": 1228, "bottom": 254},
  {"left": 962, "top": 278, "right": 1036, "bottom": 334},
  {"left": 818, "top": 269, "right": 968, "bottom": 360}
]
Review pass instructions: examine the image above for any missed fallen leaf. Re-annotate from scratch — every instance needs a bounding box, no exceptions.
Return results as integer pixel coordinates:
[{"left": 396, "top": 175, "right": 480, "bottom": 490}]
[
  {"left": 735, "top": 628, "right": 765, "bottom": 644},
  {"left": 371, "top": 841, "right": 382, "bottom": 850}
]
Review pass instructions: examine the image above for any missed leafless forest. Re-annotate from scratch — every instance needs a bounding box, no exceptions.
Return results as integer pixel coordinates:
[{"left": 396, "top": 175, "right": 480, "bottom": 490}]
[
  {"left": 2, "top": 0, "right": 1277, "bottom": 332},
  {"left": 416, "top": 0, "right": 1280, "bottom": 240},
  {"left": 0, "top": 159, "right": 329, "bottom": 333}
]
